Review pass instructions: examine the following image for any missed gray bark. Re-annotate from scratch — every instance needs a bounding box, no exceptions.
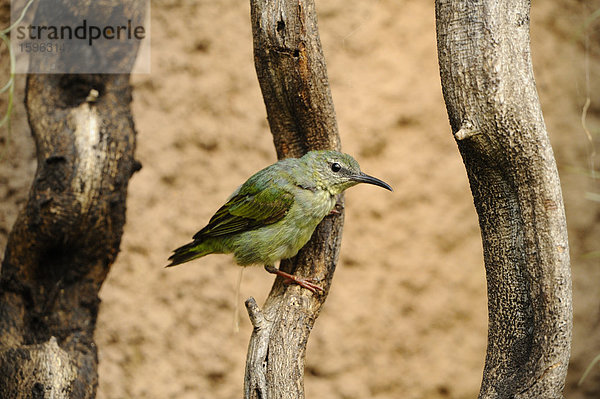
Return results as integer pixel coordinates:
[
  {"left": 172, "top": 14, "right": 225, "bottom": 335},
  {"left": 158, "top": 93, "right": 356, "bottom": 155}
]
[
  {"left": 435, "top": 1, "right": 572, "bottom": 398},
  {"left": 244, "top": 0, "right": 343, "bottom": 398},
  {"left": 0, "top": 2, "right": 144, "bottom": 397}
]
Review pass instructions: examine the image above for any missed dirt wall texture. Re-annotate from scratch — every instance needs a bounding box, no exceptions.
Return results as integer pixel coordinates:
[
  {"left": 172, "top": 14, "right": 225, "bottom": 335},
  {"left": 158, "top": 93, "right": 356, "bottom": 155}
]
[{"left": 1, "top": 1, "right": 599, "bottom": 398}]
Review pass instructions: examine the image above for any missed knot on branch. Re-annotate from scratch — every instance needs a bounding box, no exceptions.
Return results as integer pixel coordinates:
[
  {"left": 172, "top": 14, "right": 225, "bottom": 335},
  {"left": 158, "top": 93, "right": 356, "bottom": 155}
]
[{"left": 453, "top": 121, "right": 480, "bottom": 141}]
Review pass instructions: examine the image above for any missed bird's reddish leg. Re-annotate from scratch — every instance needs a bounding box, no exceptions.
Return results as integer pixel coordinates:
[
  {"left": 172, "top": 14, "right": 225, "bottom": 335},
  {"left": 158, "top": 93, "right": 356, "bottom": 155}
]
[
  {"left": 328, "top": 202, "right": 344, "bottom": 216},
  {"left": 264, "top": 265, "right": 324, "bottom": 294}
]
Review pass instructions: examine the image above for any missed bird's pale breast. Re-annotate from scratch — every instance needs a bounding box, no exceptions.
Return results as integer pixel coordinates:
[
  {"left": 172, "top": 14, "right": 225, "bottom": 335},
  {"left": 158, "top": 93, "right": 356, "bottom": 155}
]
[{"left": 230, "top": 187, "right": 336, "bottom": 266}]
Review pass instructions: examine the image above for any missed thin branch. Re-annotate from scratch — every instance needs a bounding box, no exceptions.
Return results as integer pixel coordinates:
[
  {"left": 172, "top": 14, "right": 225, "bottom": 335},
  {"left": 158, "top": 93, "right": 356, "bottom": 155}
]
[{"left": 244, "top": 297, "right": 273, "bottom": 398}]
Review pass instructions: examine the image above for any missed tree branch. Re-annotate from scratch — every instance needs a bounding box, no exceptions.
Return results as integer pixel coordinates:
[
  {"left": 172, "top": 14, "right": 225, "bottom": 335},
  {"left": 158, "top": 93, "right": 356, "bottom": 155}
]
[
  {"left": 244, "top": 0, "right": 342, "bottom": 398},
  {"left": 0, "top": 2, "right": 144, "bottom": 397},
  {"left": 435, "top": 1, "right": 572, "bottom": 398}
]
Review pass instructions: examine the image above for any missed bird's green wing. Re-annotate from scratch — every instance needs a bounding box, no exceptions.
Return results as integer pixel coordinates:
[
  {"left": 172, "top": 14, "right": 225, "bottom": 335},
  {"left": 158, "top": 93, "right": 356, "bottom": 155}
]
[{"left": 193, "top": 183, "right": 295, "bottom": 239}]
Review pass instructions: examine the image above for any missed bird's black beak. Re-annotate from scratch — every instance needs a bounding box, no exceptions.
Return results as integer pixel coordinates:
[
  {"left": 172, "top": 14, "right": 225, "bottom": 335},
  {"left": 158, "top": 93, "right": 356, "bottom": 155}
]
[{"left": 351, "top": 173, "right": 393, "bottom": 191}]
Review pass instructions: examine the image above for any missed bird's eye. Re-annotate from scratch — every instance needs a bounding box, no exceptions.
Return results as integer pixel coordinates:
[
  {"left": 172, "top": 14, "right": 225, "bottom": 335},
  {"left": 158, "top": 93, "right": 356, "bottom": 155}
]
[{"left": 331, "top": 162, "right": 342, "bottom": 172}]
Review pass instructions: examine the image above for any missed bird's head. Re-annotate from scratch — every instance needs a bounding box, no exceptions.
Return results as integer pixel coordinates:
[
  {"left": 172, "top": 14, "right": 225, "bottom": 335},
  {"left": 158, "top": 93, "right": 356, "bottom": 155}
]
[{"left": 300, "top": 150, "right": 393, "bottom": 195}]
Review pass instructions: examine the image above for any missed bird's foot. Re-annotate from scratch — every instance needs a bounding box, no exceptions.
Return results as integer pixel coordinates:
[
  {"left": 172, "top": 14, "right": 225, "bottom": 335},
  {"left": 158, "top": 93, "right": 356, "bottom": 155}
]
[
  {"left": 282, "top": 276, "right": 324, "bottom": 294},
  {"left": 328, "top": 202, "right": 344, "bottom": 216},
  {"left": 264, "top": 265, "right": 324, "bottom": 294}
]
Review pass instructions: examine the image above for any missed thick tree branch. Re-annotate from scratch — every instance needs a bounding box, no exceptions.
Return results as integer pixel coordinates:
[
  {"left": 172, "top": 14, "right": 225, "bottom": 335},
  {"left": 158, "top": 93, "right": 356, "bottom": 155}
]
[
  {"left": 435, "top": 1, "right": 572, "bottom": 398},
  {"left": 245, "top": 0, "right": 342, "bottom": 398},
  {"left": 0, "top": 2, "right": 144, "bottom": 397}
]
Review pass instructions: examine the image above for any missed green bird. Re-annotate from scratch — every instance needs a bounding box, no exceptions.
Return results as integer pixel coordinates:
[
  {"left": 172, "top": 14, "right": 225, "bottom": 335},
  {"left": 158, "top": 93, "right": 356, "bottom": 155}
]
[{"left": 167, "top": 150, "right": 392, "bottom": 293}]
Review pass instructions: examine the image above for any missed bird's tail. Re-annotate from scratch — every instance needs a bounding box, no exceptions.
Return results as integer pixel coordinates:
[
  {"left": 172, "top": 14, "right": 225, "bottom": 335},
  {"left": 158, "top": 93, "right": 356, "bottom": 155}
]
[{"left": 166, "top": 240, "right": 213, "bottom": 267}]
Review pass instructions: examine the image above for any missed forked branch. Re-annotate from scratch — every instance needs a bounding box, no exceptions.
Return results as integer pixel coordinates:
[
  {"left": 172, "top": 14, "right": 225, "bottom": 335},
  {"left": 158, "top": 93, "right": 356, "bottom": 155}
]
[{"left": 244, "top": 0, "right": 342, "bottom": 397}]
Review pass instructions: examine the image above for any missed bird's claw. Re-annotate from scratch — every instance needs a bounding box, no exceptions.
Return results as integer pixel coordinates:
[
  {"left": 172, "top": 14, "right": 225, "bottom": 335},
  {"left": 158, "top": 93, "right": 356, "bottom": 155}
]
[
  {"left": 282, "top": 276, "right": 324, "bottom": 294},
  {"left": 328, "top": 203, "right": 344, "bottom": 216},
  {"left": 264, "top": 265, "right": 324, "bottom": 294}
]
